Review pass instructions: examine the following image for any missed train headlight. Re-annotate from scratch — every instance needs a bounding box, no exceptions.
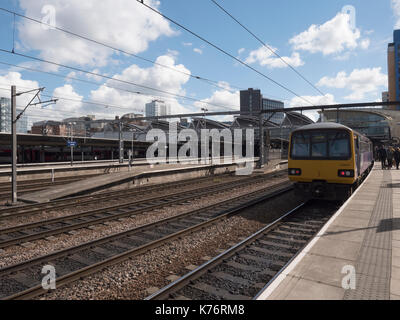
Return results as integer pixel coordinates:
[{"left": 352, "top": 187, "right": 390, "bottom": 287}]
[
  {"left": 338, "top": 170, "right": 354, "bottom": 178},
  {"left": 289, "top": 168, "right": 302, "bottom": 176}
]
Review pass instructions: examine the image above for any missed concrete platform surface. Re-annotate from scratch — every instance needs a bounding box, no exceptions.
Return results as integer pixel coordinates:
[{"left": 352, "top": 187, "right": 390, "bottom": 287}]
[{"left": 257, "top": 164, "right": 400, "bottom": 300}]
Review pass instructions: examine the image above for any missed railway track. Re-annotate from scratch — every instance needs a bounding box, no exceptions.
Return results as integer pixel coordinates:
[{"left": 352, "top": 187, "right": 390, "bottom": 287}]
[
  {"left": 0, "top": 173, "right": 287, "bottom": 248},
  {"left": 0, "top": 172, "right": 249, "bottom": 220},
  {"left": 146, "top": 200, "right": 340, "bottom": 300},
  {"left": 0, "top": 180, "right": 292, "bottom": 300},
  {"left": 0, "top": 171, "right": 284, "bottom": 222}
]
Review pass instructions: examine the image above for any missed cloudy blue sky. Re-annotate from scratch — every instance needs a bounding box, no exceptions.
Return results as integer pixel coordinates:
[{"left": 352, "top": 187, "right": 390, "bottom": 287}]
[{"left": 0, "top": 0, "right": 398, "bottom": 124}]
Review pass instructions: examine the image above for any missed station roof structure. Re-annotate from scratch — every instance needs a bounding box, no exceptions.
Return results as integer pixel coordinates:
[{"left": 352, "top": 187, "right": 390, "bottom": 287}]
[{"left": 0, "top": 132, "right": 150, "bottom": 149}]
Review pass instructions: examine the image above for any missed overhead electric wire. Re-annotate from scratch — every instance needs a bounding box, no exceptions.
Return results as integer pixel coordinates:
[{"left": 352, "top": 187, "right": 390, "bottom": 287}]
[
  {"left": 0, "top": 61, "right": 232, "bottom": 113},
  {"left": 0, "top": 7, "right": 244, "bottom": 94},
  {"left": 0, "top": 86, "right": 114, "bottom": 118},
  {"left": 210, "top": 0, "right": 326, "bottom": 97},
  {"left": 0, "top": 48, "right": 240, "bottom": 111},
  {"left": 136, "top": 0, "right": 315, "bottom": 106}
]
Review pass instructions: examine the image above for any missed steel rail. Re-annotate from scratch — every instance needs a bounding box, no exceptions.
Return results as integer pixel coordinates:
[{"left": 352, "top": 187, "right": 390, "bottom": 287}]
[
  {"left": 146, "top": 202, "right": 307, "bottom": 300},
  {"left": 0, "top": 172, "right": 245, "bottom": 220},
  {"left": 1, "top": 182, "right": 293, "bottom": 300},
  {"left": 0, "top": 174, "right": 286, "bottom": 247}
]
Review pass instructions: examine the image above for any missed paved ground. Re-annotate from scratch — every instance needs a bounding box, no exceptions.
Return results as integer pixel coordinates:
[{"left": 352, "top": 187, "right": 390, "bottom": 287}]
[{"left": 257, "top": 164, "right": 400, "bottom": 300}]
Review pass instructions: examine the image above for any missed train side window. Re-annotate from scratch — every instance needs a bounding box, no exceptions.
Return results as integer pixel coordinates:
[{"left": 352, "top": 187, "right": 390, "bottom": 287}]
[
  {"left": 291, "top": 133, "right": 310, "bottom": 158},
  {"left": 311, "top": 133, "right": 327, "bottom": 157}
]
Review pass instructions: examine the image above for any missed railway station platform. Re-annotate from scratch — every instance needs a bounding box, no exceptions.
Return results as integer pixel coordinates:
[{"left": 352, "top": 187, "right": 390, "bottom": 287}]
[
  {"left": 18, "top": 158, "right": 267, "bottom": 204},
  {"left": 258, "top": 163, "right": 400, "bottom": 300}
]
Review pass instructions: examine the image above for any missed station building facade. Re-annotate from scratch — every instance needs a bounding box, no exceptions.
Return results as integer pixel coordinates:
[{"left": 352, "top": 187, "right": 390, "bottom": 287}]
[{"left": 320, "top": 109, "right": 400, "bottom": 144}]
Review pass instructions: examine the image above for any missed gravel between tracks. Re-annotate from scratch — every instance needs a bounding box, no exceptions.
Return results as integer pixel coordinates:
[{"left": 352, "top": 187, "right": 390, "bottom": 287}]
[
  {"left": 0, "top": 176, "right": 288, "bottom": 269},
  {"left": 0, "top": 175, "right": 243, "bottom": 228},
  {"left": 37, "top": 190, "right": 302, "bottom": 300}
]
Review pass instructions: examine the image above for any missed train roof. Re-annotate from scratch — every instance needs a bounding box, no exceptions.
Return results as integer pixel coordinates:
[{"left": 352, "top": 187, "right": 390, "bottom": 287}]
[
  {"left": 292, "top": 122, "right": 352, "bottom": 132},
  {"left": 291, "top": 122, "right": 371, "bottom": 142}
]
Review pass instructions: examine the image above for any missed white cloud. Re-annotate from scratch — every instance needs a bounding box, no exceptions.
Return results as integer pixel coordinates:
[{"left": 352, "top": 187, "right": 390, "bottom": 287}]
[
  {"left": 194, "top": 82, "right": 240, "bottom": 112},
  {"left": 51, "top": 84, "right": 83, "bottom": 114},
  {"left": 182, "top": 42, "right": 193, "bottom": 47},
  {"left": 289, "top": 94, "right": 336, "bottom": 108},
  {"left": 193, "top": 48, "right": 203, "bottom": 55},
  {"left": 289, "top": 12, "right": 369, "bottom": 55},
  {"left": 392, "top": 0, "right": 400, "bottom": 28},
  {"left": 245, "top": 46, "right": 304, "bottom": 68},
  {"left": 17, "top": 0, "right": 176, "bottom": 69},
  {"left": 85, "top": 69, "right": 104, "bottom": 83},
  {"left": 0, "top": 72, "right": 75, "bottom": 124},
  {"left": 90, "top": 53, "right": 192, "bottom": 116},
  {"left": 360, "top": 38, "right": 370, "bottom": 50},
  {"left": 289, "top": 94, "right": 336, "bottom": 121},
  {"left": 65, "top": 71, "right": 77, "bottom": 83},
  {"left": 317, "top": 68, "right": 387, "bottom": 100},
  {"left": 0, "top": 71, "right": 40, "bottom": 108}
]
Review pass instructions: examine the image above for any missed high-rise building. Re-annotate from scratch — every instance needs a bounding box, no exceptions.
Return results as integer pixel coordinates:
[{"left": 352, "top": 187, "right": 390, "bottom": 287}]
[
  {"left": 145, "top": 100, "right": 171, "bottom": 118},
  {"left": 262, "top": 98, "right": 284, "bottom": 125},
  {"left": 382, "top": 91, "right": 389, "bottom": 103},
  {"left": 240, "top": 88, "right": 284, "bottom": 125},
  {"left": 387, "top": 30, "right": 400, "bottom": 110},
  {"left": 240, "top": 88, "right": 262, "bottom": 115},
  {"left": 0, "top": 97, "right": 28, "bottom": 133}
]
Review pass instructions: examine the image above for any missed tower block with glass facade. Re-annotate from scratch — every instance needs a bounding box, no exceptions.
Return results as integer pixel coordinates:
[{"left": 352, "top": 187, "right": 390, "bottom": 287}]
[{"left": 388, "top": 30, "right": 400, "bottom": 110}]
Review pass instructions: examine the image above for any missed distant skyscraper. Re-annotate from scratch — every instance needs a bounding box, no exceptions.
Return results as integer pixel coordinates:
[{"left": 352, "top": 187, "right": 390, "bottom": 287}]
[
  {"left": 388, "top": 30, "right": 400, "bottom": 110},
  {"left": 240, "top": 88, "right": 262, "bottom": 115},
  {"left": 382, "top": 91, "right": 389, "bottom": 103},
  {"left": 0, "top": 97, "right": 28, "bottom": 133},
  {"left": 145, "top": 100, "right": 171, "bottom": 118},
  {"left": 240, "top": 88, "right": 284, "bottom": 124},
  {"left": 262, "top": 98, "right": 284, "bottom": 125}
]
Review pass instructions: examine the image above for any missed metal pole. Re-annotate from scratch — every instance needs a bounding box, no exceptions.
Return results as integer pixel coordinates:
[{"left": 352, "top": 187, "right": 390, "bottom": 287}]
[
  {"left": 11, "top": 85, "right": 17, "bottom": 204},
  {"left": 70, "top": 124, "right": 73, "bottom": 166},
  {"left": 258, "top": 112, "right": 264, "bottom": 168},
  {"left": 131, "top": 130, "right": 134, "bottom": 158},
  {"left": 119, "top": 121, "right": 124, "bottom": 163}
]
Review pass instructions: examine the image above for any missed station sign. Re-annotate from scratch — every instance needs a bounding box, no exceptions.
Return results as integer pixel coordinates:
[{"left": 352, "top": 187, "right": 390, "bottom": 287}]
[{"left": 67, "top": 141, "right": 77, "bottom": 147}]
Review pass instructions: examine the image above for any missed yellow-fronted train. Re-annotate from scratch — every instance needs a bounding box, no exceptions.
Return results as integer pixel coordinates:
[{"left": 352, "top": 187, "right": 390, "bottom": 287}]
[{"left": 288, "top": 122, "right": 374, "bottom": 201}]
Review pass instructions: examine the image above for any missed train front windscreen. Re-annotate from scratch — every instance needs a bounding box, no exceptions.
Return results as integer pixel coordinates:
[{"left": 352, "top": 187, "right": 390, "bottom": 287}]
[{"left": 290, "top": 130, "right": 351, "bottom": 160}]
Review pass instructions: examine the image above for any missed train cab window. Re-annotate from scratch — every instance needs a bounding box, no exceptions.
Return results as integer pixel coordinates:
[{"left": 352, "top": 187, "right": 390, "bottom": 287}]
[
  {"left": 311, "top": 133, "right": 327, "bottom": 157},
  {"left": 291, "top": 133, "right": 310, "bottom": 158},
  {"left": 291, "top": 129, "right": 351, "bottom": 160},
  {"left": 328, "top": 131, "right": 350, "bottom": 158}
]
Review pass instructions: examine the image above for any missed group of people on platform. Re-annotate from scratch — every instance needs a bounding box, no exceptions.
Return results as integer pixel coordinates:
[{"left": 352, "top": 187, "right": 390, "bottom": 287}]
[{"left": 377, "top": 145, "right": 400, "bottom": 170}]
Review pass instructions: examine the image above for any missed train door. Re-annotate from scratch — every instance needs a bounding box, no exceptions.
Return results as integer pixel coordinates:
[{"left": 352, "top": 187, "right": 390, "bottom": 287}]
[{"left": 354, "top": 136, "right": 360, "bottom": 176}]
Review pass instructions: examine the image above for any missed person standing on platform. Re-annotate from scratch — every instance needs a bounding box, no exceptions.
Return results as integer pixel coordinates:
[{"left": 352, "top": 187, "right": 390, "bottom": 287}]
[
  {"left": 394, "top": 147, "right": 400, "bottom": 170},
  {"left": 387, "top": 147, "right": 394, "bottom": 169},
  {"left": 377, "top": 145, "right": 387, "bottom": 170}
]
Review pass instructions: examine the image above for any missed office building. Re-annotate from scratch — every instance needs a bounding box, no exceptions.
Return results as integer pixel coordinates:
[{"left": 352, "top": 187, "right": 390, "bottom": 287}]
[
  {"left": 145, "top": 100, "right": 171, "bottom": 118},
  {"left": 0, "top": 97, "right": 28, "bottom": 133},
  {"left": 240, "top": 88, "right": 284, "bottom": 124},
  {"left": 387, "top": 30, "right": 400, "bottom": 110},
  {"left": 382, "top": 91, "right": 389, "bottom": 103}
]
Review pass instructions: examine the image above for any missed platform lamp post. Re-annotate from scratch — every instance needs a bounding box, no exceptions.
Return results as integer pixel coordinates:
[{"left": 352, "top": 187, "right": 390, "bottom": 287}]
[{"left": 10, "top": 85, "right": 57, "bottom": 205}]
